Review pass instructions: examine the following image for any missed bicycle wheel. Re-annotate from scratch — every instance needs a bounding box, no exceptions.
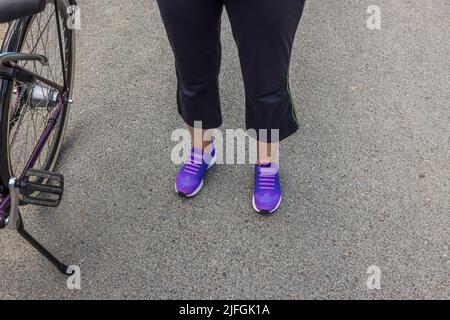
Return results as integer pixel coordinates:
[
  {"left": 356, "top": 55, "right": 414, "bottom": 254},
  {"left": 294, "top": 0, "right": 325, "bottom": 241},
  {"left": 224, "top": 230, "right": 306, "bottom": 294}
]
[{"left": 0, "top": 0, "right": 76, "bottom": 194}]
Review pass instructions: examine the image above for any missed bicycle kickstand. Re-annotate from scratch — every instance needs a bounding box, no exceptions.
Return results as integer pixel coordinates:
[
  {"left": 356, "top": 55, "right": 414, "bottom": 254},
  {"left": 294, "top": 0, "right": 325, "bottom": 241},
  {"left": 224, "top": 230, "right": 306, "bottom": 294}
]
[{"left": 7, "top": 177, "right": 74, "bottom": 276}]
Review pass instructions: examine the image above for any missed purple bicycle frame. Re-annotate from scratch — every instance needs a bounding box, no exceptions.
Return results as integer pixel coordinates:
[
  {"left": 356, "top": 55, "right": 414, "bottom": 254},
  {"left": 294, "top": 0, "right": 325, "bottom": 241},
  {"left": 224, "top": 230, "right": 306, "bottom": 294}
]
[{"left": 0, "top": 94, "right": 64, "bottom": 223}]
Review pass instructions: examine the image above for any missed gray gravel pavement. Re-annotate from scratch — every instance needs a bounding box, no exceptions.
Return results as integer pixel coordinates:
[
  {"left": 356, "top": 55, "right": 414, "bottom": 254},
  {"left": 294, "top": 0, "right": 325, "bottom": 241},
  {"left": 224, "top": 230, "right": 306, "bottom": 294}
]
[{"left": 0, "top": 0, "right": 449, "bottom": 299}]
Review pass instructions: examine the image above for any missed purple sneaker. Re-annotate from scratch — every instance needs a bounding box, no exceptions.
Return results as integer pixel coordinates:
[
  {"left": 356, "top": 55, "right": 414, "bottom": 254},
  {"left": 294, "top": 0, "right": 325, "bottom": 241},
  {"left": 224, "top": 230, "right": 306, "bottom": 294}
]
[
  {"left": 253, "top": 163, "right": 282, "bottom": 214},
  {"left": 175, "top": 146, "right": 216, "bottom": 197}
]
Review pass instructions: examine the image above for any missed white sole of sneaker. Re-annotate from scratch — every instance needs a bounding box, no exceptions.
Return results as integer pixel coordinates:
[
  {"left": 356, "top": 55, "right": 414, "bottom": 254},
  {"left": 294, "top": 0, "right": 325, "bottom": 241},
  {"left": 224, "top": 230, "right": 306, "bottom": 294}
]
[
  {"left": 175, "top": 154, "right": 217, "bottom": 197},
  {"left": 176, "top": 179, "right": 204, "bottom": 198},
  {"left": 252, "top": 195, "right": 282, "bottom": 214}
]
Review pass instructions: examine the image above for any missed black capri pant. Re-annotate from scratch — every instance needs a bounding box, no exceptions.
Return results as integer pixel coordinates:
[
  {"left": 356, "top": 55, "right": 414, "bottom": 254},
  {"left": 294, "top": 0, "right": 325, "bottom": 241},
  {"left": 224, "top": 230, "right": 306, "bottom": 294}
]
[{"left": 157, "top": 0, "right": 306, "bottom": 142}]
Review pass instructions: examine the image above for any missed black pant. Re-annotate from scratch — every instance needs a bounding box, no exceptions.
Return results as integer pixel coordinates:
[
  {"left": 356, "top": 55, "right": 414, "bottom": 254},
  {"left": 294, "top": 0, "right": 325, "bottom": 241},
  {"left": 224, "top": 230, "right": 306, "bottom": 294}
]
[{"left": 157, "top": 0, "right": 306, "bottom": 142}]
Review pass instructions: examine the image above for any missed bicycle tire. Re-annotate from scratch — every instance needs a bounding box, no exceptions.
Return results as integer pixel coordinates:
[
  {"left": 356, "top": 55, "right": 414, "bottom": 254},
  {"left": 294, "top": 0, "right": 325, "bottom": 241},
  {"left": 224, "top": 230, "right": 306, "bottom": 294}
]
[{"left": 0, "top": 0, "right": 76, "bottom": 194}]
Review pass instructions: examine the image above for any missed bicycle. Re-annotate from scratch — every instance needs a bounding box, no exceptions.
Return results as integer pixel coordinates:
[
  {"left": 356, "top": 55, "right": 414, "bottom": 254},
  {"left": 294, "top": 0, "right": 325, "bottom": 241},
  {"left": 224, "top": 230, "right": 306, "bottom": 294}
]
[{"left": 0, "top": 0, "right": 77, "bottom": 275}]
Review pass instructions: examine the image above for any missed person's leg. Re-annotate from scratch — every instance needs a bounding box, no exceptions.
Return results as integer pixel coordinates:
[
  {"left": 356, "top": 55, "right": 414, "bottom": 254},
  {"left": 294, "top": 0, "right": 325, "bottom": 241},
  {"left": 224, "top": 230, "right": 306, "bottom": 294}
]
[
  {"left": 225, "top": 0, "right": 306, "bottom": 213},
  {"left": 157, "top": 0, "right": 224, "bottom": 134},
  {"left": 257, "top": 141, "right": 279, "bottom": 165},
  {"left": 225, "top": 0, "right": 305, "bottom": 144},
  {"left": 189, "top": 127, "right": 211, "bottom": 150},
  {"left": 157, "top": 0, "right": 223, "bottom": 196}
]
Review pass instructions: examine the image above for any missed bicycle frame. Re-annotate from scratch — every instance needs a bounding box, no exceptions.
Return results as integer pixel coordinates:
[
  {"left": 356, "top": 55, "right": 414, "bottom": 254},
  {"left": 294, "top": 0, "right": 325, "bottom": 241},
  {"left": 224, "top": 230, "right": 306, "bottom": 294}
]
[
  {"left": 0, "top": 61, "right": 72, "bottom": 274},
  {"left": 0, "top": 89, "right": 65, "bottom": 223},
  {"left": 0, "top": 0, "right": 75, "bottom": 275}
]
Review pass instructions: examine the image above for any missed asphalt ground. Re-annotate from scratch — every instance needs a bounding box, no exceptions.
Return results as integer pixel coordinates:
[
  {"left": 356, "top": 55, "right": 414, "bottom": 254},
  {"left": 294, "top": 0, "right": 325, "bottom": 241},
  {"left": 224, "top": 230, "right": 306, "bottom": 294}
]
[{"left": 0, "top": 0, "right": 449, "bottom": 299}]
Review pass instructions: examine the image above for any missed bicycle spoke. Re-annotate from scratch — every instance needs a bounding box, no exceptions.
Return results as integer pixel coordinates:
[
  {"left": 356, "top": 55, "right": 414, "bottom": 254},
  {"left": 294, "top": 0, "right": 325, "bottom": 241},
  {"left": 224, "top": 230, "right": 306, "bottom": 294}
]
[{"left": 6, "top": 3, "right": 71, "bottom": 177}]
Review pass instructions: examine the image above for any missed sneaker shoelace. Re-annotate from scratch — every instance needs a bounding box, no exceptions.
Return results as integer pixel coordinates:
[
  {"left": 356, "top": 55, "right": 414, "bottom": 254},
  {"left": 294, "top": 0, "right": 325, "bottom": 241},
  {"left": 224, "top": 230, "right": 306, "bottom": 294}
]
[
  {"left": 183, "top": 150, "right": 205, "bottom": 175},
  {"left": 257, "top": 164, "right": 279, "bottom": 191}
]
